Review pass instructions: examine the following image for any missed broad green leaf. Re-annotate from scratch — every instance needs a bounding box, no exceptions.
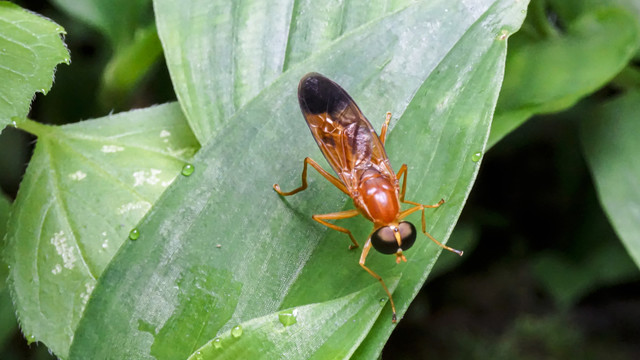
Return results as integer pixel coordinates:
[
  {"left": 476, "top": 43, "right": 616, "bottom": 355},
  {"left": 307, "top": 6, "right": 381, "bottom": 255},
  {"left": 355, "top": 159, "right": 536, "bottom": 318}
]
[
  {"left": 69, "top": 1, "right": 527, "bottom": 359},
  {"left": 5, "top": 103, "right": 198, "bottom": 358},
  {"left": 531, "top": 192, "right": 640, "bottom": 308},
  {"left": 50, "top": 0, "right": 151, "bottom": 46},
  {"left": 100, "top": 24, "right": 163, "bottom": 104},
  {"left": 189, "top": 281, "right": 396, "bottom": 360},
  {"left": 549, "top": 0, "right": 640, "bottom": 24},
  {"left": 155, "top": 0, "right": 415, "bottom": 144},
  {"left": 488, "top": 6, "right": 640, "bottom": 148},
  {"left": 532, "top": 245, "right": 639, "bottom": 308},
  {"left": 581, "top": 91, "right": 640, "bottom": 268},
  {"left": 50, "top": 0, "right": 160, "bottom": 106},
  {"left": 0, "top": 2, "right": 69, "bottom": 128}
]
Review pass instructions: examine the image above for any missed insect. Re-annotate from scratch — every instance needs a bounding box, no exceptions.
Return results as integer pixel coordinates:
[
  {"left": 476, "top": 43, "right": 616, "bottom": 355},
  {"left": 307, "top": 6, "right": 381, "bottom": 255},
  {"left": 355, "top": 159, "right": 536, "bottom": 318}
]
[{"left": 274, "top": 73, "right": 463, "bottom": 322}]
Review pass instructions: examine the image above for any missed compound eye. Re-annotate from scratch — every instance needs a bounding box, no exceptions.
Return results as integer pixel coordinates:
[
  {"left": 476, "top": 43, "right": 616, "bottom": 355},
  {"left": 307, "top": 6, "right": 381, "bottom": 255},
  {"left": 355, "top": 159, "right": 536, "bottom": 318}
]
[
  {"left": 397, "top": 221, "right": 416, "bottom": 251},
  {"left": 371, "top": 226, "right": 398, "bottom": 254}
]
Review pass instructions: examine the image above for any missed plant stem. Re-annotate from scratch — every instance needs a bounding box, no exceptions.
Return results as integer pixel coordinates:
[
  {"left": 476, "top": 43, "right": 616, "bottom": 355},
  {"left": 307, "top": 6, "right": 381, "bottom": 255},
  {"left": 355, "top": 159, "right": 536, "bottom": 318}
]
[{"left": 12, "top": 118, "right": 53, "bottom": 137}]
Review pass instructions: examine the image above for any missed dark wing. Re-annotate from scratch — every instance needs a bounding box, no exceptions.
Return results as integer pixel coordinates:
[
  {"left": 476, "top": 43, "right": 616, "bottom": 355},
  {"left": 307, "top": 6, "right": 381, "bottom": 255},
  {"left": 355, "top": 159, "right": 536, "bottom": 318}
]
[{"left": 297, "top": 73, "right": 395, "bottom": 193}]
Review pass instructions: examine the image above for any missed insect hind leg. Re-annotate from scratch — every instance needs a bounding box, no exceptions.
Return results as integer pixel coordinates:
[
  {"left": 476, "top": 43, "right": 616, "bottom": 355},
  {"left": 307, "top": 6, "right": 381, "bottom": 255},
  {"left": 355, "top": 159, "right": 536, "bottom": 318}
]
[
  {"left": 379, "top": 112, "right": 392, "bottom": 145},
  {"left": 274, "top": 157, "right": 348, "bottom": 196}
]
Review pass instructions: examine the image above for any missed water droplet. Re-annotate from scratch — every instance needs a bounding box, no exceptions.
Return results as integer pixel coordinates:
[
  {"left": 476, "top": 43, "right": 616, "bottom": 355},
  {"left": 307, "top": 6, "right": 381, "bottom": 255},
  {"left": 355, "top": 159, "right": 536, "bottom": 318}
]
[
  {"left": 11, "top": 120, "right": 17, "bottom": 127},
  {"left": 278, "top": 310, "right": 298, "bottom": 327},
  {"left": 213, "top": 337, "right": 222, "bottom": 349},
  {"left": 193, "top": 351, "right": 203, "bottom": 360},
  {"left": 129, "top": 228, "right": 140, "bottom": 240},
  {"left": 26, "top": 334, "right": 36, "bottom": 345},
  {"left": 181, "top": 164, "right": 195, "bottom": 176},
  {"left": 379, "top": 298, "right": 387, "bottom": 306},
  {"left": 471, "top": 152, "right": 482, "bottom": 162},
  {"left": 231, "top": 325, "right": 243, "bottom": 338}
]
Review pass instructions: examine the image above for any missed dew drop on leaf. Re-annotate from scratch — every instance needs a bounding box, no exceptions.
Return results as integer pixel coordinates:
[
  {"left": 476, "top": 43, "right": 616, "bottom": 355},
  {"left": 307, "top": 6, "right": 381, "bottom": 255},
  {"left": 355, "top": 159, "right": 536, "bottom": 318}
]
[
  {"left": 231, "top": 325, "right": 243, "bottom": 338},
  {"left": 181, "top": 164, "right": 195, "bottom": 176},
  {"left": 278, "top": 309, "right": 298, "bottom": 327},
  {"left": 129, "top": 228, "right": 140, "bottom": 240},
  {"left": 471, "top": 152, "right": 482, "bottom": 162}
]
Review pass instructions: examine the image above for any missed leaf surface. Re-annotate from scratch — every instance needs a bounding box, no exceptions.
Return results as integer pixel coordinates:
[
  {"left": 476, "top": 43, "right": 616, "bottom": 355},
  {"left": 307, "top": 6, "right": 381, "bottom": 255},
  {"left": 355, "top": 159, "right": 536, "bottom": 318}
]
[
  {"left": 69, "top": 1, "right": 527, "bottom": 359},
  {"left": 581, "top": 90, "right": 640, "bottom": 268},
  {"left": 0, "top": 2, "right": 69, "bottom": 128},
  {"left": 5, "top": 104, "right": 198, "bottom": 358}
]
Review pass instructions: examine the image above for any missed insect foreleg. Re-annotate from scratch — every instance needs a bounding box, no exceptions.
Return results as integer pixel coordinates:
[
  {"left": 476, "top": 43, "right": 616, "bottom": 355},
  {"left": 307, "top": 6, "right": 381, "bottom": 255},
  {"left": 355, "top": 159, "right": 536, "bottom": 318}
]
[
  {"left": 395, "top": 165, "right": 461, "bottom": 255},
  {"left": 398, "top": 201, "right": 461, "bottom": 256},
  {"left": 359, "top": 239, "right": 397, "bottom": 322},
  {"left": 312, "top": 209, "right": 360, "bottom": 249}
]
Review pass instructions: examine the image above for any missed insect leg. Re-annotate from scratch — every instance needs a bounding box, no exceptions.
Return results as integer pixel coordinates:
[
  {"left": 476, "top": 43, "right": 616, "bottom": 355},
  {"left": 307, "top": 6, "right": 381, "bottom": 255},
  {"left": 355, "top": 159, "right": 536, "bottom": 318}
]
[
  {"left": 359, "top": 239, "right": 397, "bottom": 322},
  {"left": 379, "top": 112, "right": 392, "bottom": 145},
  {"left": 396, "top": 165, "right": 462, "bottom": 256},
  {"left": 399, "top": 202, "right": 462, "bottom": 256},
  {"left": 312, "top": 209, "right": 360, "bottom": 249},
  {"left": 274, "top": 157, "right": 348, "bottom": 196},
  {"left": 396, "top": 163, "right": 444, "bottom": 207},
  {"left": 396, "top": 164, "right": 408, "bottom": 201}
]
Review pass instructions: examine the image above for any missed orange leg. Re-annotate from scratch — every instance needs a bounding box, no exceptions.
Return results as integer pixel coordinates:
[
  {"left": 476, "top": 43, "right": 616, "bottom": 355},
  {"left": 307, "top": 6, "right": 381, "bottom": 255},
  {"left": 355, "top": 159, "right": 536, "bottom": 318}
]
[
  {"left": 379, "top": 112, "right": 392, "bottom": 145},
  {"left": 274, "top": 157, "right": 348, "bottom": 196},
  {"left": 359, "top": 238, "right": 397, "bottom": 322},
  {"left": 395, "top": 164, "right": 409, "bottom": 201},
  {"left": 312, "top": 209, "right": 360, "bottom": 249},
  {"left": 396, "top": 164, "right": 463, "bottom": 256}
]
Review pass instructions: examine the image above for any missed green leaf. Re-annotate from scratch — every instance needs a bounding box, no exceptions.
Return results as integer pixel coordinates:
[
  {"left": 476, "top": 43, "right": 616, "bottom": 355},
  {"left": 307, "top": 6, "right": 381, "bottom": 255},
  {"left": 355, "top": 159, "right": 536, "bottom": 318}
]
[
  {"left": 549, "top": 0, "right": 640, "bottom": 24},
  {"left": 50, "top": 0, "right": 159, "bottom": 107},
  {"left": 155, "top": 0, "right": 416, "bottom": 144},
  {"left": 0, "top": 1, "right": 70, "bottom": 128},
  {"left": 488, "top": 5, "right": 640, "bottom": 148},
  {"left": 69, "top": 1, "right": 527, "bottom": 359},
  {"left": 5, "top": 103, "right": 198, "bottom": 358},
  {"left": 50, "top": 0, "right": 151, "bottom": 46},
  {"left": 100, "top": 24, "right": 163, "bottom": 105},
  {"left": 581, "top": 90, "right": 640, "bottom": 269},
  {"left": 532, "top": 245, "right": 639, "bottom": 308},
  {"left": 189, "top": 281, "right": 396, "bottom": 360},
  {"left": 531, "top": 192, "right": 640, "bottom": 308},
  {"left": 50, "top": 0, "right": 161, "bottom": 106}
]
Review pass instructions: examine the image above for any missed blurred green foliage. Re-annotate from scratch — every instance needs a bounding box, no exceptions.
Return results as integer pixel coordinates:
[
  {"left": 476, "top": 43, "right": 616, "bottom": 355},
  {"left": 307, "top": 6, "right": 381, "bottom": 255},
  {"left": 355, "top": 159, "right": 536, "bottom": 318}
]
[{"left": 1, "top": 0, "right": 639, "bottom": 358}]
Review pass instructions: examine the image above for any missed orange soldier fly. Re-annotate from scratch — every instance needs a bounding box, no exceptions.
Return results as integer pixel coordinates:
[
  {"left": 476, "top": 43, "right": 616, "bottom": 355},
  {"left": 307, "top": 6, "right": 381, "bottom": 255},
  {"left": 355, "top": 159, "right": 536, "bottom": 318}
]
[{"left": 274, "top": 73, "right": 463, "bottom": 322}]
